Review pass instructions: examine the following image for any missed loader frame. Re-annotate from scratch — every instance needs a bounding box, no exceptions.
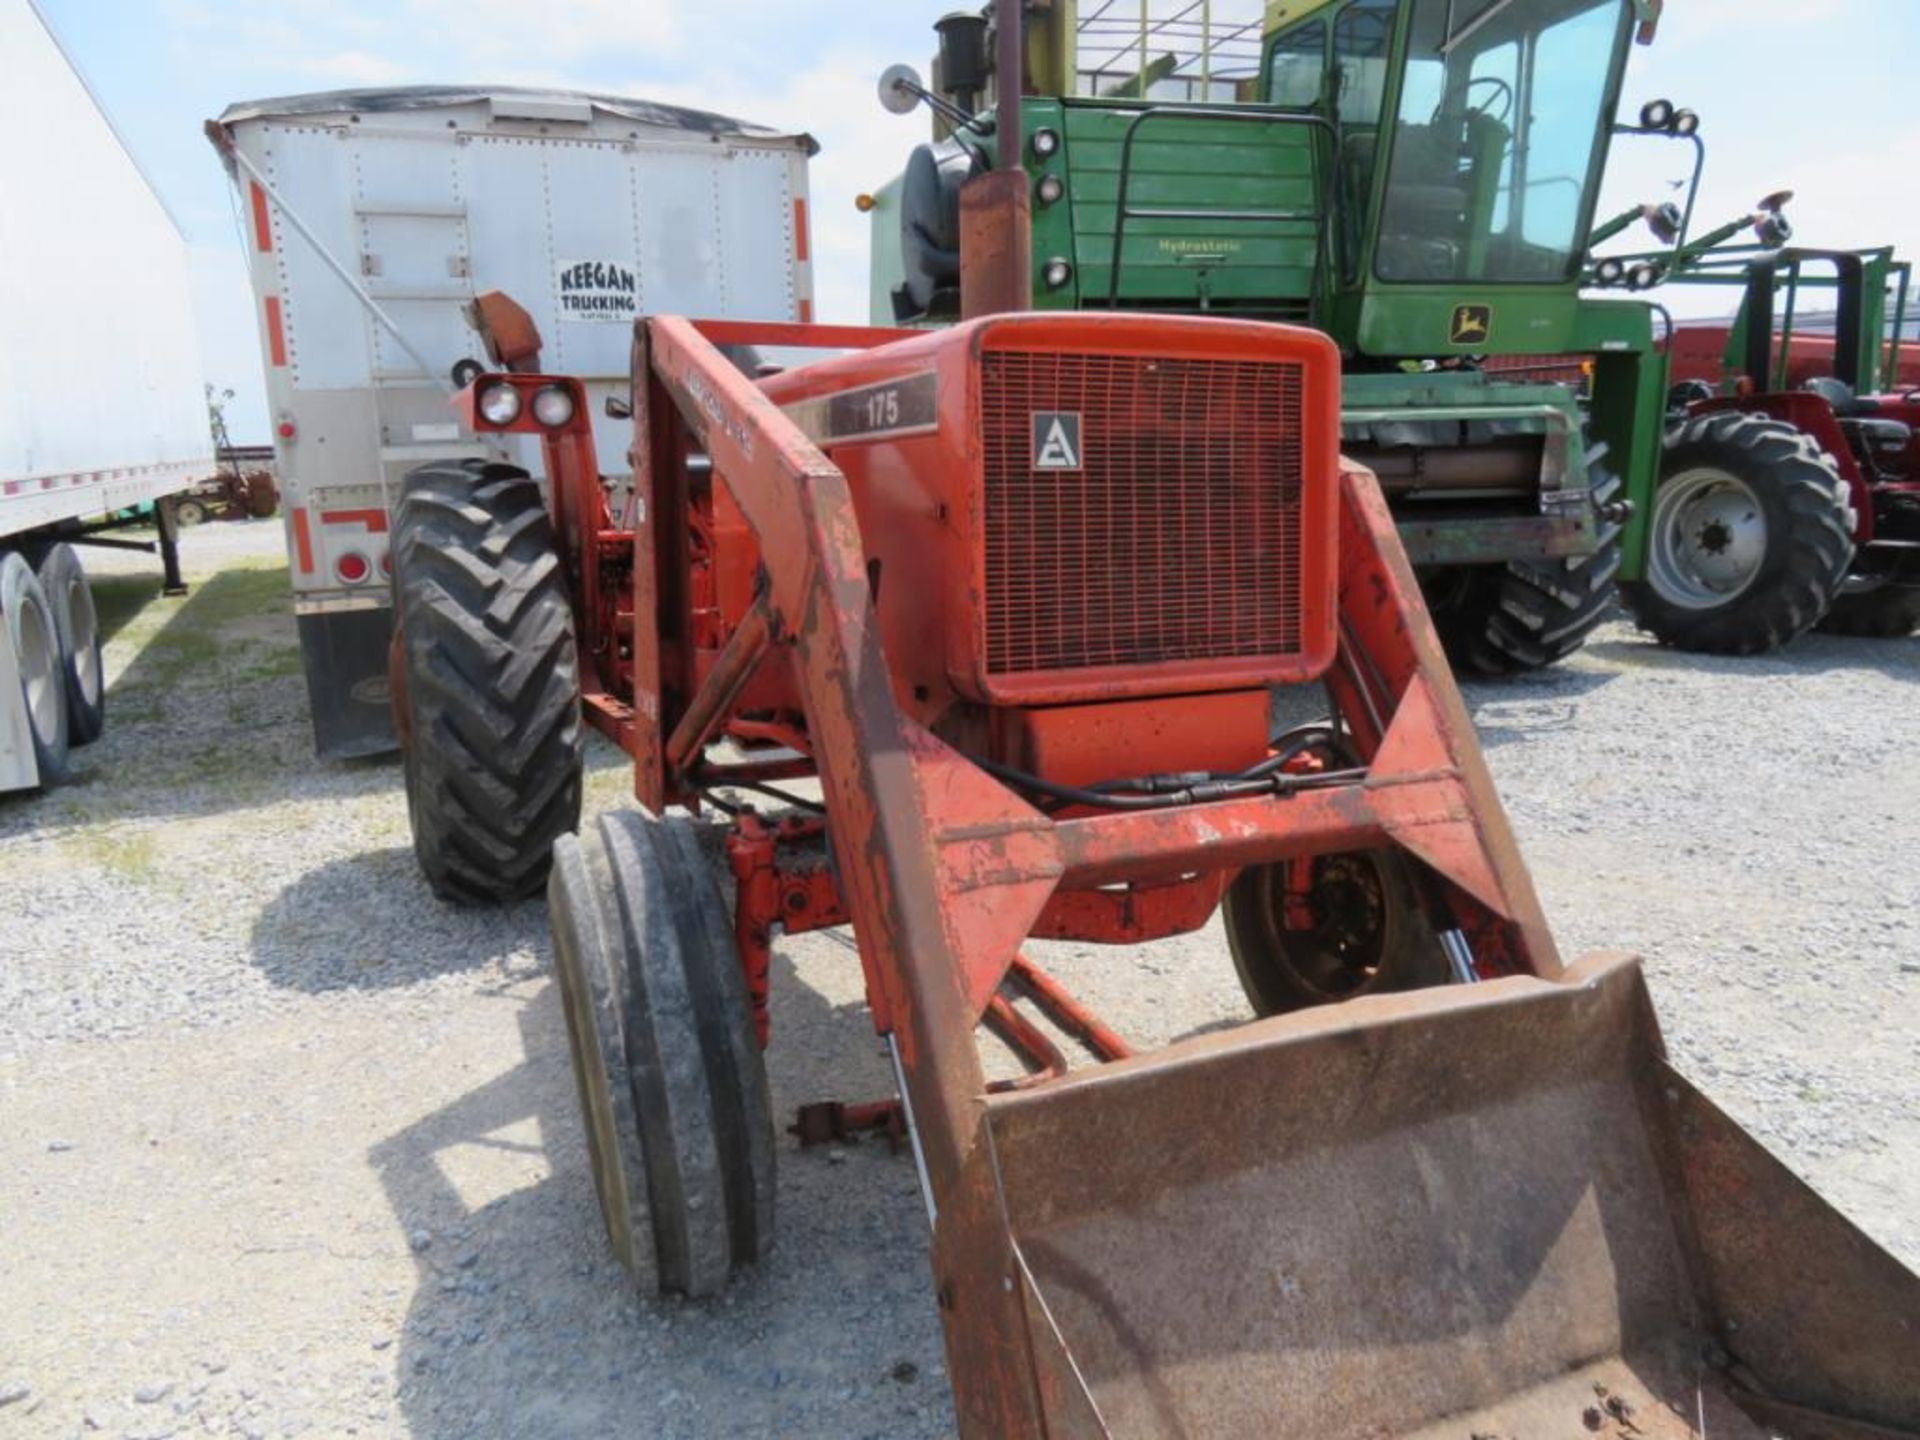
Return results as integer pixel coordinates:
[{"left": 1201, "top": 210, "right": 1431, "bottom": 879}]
[{"left": 476, "top": 311, "right": 1594, "bottom": 1428}]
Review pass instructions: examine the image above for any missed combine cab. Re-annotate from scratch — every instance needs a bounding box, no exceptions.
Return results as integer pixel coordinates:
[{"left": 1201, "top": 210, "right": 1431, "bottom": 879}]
[{"left": 866, "top": 0, "right": 1691, "bottom": 675}]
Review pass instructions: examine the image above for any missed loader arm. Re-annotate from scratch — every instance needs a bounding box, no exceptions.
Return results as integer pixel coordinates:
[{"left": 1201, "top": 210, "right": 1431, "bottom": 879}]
[
  {"left": 468, "top": 307, "right": 1920, "bottom": 1438},
  {"left": 623, "top": 314, "right": 1598, "bottom": 1432}
]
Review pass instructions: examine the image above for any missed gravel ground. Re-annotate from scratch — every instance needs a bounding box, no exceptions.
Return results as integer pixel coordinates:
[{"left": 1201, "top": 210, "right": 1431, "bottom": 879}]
[{"left": 1, "top": 519, "right": 1915, "bottom": 1439}]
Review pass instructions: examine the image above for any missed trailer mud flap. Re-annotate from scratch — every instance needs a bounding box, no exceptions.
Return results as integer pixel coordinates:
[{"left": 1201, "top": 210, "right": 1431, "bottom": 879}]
[
  {"left": 297, "top": 605, "right": 398, "bottom": 759},
  {"left": 976, "top": 953, "right": 1920, "bottom": 1439}
]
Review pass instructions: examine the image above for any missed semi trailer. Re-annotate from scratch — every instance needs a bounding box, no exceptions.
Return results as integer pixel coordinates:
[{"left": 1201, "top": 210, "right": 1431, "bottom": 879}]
[
  {"left": 1, "top": 0, "right": 211, "bottom": 794},
  {"left": 207, "top": 87, "right": 818, "bottom": 760}
]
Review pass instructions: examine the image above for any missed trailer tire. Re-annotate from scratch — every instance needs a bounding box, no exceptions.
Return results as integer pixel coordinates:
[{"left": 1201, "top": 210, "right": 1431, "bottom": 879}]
[
  {"left": 548, "top": 811, "right": 776, "bottom": 1297},
  {"left": 391, "top": 459, "right": 582, "bottom": 903},
  {"left": 1, "top": 551, "right": 71, "bottom": 786},
  {"left": 1622, "top": 411, "right": 1853, "bottom": 655},
  {"left": 1815, "top": 582, "right": 1920, "bottom": 638},
  {"left": 1224, "top": 848, "right": 1448, "bottom": 1016},
  {"left": 1429, "top": 460, "right": 1624, "bottom": 676},
  {"left": 34, "top": 544, "right": 105, "bottom": 746}
]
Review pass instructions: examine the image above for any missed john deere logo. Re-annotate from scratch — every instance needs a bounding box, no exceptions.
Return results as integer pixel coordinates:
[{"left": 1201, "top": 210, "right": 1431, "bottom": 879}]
[
  {"left": 1450, "top": 304, "right": 1493, "bottom": 346},
  {"left": 1032, "top": 412, "right": 1083, "bottom": 471}
]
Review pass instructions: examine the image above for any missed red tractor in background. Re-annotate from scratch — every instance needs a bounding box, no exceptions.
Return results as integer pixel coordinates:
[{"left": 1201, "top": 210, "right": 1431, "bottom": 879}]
[{"left": 1661, "top": 249, "right": 1920, "bottom": 637}]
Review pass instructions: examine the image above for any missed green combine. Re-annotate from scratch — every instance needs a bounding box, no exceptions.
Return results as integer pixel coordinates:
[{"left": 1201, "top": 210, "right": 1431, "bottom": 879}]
[{"left": 869, "top": 0, "right": 1679, "bottom": 673}]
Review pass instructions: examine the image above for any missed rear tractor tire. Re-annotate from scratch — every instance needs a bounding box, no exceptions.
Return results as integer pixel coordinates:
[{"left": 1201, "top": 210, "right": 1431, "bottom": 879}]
[
  {"left": 1427, "top": 460, "right": 1625, "bottom": 676},
  {"left": 548, "top": 812, "right": 776, "bottom": 1297},
  {"left": 0, "top": 551, "right": 70, "bottom": 787},
  {"left": 390, "top": 459, "right": 582, "bottom": 903},
  {"left": 1622, "top": 411, "right": 1853, "bottom": 655}
]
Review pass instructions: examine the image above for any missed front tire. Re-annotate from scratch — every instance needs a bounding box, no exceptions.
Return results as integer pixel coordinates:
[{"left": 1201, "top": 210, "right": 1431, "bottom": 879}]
[
  {"left": 1429, "top": 461, "right": 1625, "bottom": 676},
  {"left": 549, "top": 812, "right": 776, "bottom": 1297},
  {"left": 1223, "top": 849, "right": 1448, "bottom": 1016},
  {"left": 391, "top": 459, "right": 582, "bottom": 903},
  {"left": 1622, "top": 411, "right": 1853, "bottom": 654}
]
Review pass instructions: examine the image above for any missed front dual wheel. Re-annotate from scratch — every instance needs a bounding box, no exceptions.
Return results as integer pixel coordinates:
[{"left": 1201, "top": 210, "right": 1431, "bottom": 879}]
[{"left": 548, "top": 812, "right": 776, "bottom": 1297}]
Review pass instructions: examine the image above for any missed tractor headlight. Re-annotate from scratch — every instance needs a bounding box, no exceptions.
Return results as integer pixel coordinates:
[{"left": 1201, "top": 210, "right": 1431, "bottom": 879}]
[
  {"left": 1671, "top": 109, "right": 1699, "bottom": 138},
  {"left": 1036, "top": 174, "right": 1064, "bottom": 207},
  {"left": 1639, "top": 98, "right": 1675, "bottom": 130},
  {"left": 1031, "top": 127, "right": 1060, "bottom": 159},
  {"left": 1043, "top": 256, "right": 1073, "bottom": 290},
  {"left": 531, "top": 385, "right": 576, "bottom": 428},
  {"left": 1628, "top": 261, "right": 1663, "bottom": 291},
  {"left": 477, "top": 382, "right": 522, "bottom": 426},
  {"left": 1594, "top": 257, "right": 1627, "bottom": 286}
]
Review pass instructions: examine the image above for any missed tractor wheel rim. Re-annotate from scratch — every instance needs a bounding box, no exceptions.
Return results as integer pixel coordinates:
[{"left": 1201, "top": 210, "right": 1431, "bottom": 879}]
[
  {"left": 1649, "top": 466, "right": 1768, "bottom": 610},
  {"left": 67, "top": 575, "right": 100, "bottom": 707},
  {"left": 18, "top": 597, "right": 60, "bottom": 741},
  {"left": 1280, "top": 853, "right": 1388, "bottom": 998}
]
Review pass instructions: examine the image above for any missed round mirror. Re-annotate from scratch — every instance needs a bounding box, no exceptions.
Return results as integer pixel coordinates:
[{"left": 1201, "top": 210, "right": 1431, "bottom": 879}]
[{"left": 878, "top": 64, "right": 926, "bottom": 116}]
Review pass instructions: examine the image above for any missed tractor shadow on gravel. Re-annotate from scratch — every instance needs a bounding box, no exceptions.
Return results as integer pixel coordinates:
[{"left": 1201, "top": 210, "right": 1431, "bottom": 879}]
[
  {"left": 247, "top": 845, "right": 552, "bottom": 993},
  {"left": 371, "top": 947, "right": 950, "bottom": 1439}
]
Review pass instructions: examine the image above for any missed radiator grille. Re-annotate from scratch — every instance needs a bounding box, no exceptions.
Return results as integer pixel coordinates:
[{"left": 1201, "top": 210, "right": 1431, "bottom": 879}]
[{"left": 980, "top": 350, "right": 1305, "bottom": 679}]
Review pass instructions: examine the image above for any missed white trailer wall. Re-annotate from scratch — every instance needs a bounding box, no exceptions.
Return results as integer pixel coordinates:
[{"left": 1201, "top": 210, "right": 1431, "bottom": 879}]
[
  {"left": 0, "top": 0, "right": 209, "bottom": 508},
  {"left": 212, "top": 87, "right": 814, "bottom": 758}
]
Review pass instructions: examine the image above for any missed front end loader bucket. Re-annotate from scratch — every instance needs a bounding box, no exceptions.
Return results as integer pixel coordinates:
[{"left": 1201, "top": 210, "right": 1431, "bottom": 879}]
[{"left": 981, "top": 953, "right": 1919, "bottom": 1439}]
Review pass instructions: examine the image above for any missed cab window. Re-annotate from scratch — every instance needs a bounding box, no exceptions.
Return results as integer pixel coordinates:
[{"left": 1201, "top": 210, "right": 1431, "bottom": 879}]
[{"left": 1266, "top": 21, "right": 1326, "bottom": 109}]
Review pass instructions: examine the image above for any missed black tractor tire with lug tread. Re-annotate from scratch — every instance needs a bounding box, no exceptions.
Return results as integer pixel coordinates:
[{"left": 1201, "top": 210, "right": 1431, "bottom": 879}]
[
  {"left": 1, "top": 550, "right": 70, "bottom": 786},
  {"left": 1816, "top": 583, "right": 1920, "bottom": 639},
  {"left": 1622, "top": 411, "right": 1854, "bottom": 655},
  {"left": 34, "top": 543, "right": 105, "bottom": 746},
  {"left": 1429, "top": 458, "right": 1625, "bottom": 676},
  {"left": 548, "top": 811, "right": 776, "bottom": 1297},
  {"left": 391, "top": 459, "right": 582, "bottom": 903}
]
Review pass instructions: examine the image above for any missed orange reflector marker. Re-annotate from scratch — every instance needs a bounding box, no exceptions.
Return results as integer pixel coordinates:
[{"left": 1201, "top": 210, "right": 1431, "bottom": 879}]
[
  {"left": 793, "top": 197, "right": 810, "bottom": 262},
  {"left": 265, "top": 296, "right": 287, "bottom": 367},
  {"left": 249, "top": 182, "right": 272, "bottom": 252},
  {"left": 290, "top": 507, "right": 314, "bottom": 574},
  {"left": 320, "top": 507, "right": 389, "bottom": 533}
]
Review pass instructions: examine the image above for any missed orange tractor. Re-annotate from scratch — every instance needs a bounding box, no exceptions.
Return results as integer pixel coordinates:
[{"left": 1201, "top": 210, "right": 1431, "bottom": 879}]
[{"left": 384, "top": 28, "right": 1919, "bottom": 1439}]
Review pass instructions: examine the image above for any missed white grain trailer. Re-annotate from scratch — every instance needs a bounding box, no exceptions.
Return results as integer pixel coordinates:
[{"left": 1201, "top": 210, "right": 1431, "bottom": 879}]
[
  {"left": 0, "top": 0, "right": 212, "bottom": 794},
  {"left": 206, "top": 87, "right": 817, "bottom": 759}
]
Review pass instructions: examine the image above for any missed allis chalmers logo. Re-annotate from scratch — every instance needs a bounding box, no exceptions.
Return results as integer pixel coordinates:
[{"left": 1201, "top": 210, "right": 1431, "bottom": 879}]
[{"left": 1032, "top": 412, "right": 1083, "bottom": 471}]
